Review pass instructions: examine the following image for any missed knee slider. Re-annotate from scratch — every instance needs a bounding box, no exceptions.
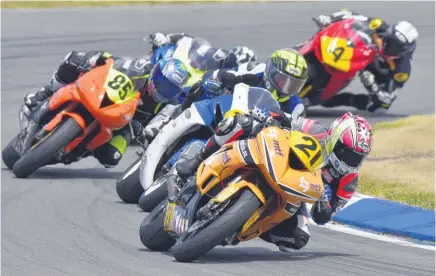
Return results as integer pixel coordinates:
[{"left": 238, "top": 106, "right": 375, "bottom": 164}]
[
  {"left": 94, "top": 135, "right": 127, "bottom": 167},
  {"left": 94, "top": 145, "right": 122, "bottom": 167}
]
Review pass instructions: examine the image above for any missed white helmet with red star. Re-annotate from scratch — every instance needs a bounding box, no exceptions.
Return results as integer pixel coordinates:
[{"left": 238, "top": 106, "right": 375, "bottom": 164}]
[{"left": 324, "top": 112, "right": 373, "bottom": 174}]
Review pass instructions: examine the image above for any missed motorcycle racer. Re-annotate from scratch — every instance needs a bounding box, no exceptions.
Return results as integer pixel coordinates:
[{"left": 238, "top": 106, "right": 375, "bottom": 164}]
[
  {"left": 148, "top": 32, "right": 258, "bottom": 68},
  {"left": 169, "top": 109, "right": 373, "bottom": 252},
  {"left": 173, "top": 48, "right": 309, "bottom": 178},
  {"left": 186, "top": 48, "right": 308, "bottom": 120},
  {"left": 21, "top": 50, "right": 208, "bottom": 167},
  {"left": 21, "top": 34, "right": 258, "bottom": 168},
  {"left": 313, "top": 9, "right": 418, "bottom": 113}
]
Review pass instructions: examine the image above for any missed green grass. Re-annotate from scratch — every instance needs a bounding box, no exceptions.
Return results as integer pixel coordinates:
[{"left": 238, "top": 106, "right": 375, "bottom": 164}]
[
  {"left": 359, "top": 178, "right": 435, "bottom": 210},
  {"left": 359, "top": 114, "right": 435, "bottom": 210},
  {"left": 371, "top": 118, "right": 410, "bottom": 131},
  {"left": 0, "top": 0, "right": 245, "bottom": 9}
]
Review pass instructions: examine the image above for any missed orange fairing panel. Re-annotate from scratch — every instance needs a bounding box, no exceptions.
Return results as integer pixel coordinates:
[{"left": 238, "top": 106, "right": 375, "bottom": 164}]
[
  {"left": 96, "top": 94, "right": 139, "bottom": 130},
  {"left": 48, "top": 61, "right": 113, "bottom": 112},
  {"left": 277, "top": 169, "right": 324, "bottom": 204},
  {"left": 48, "top": 59, "right": 139, "bottom": 130},
  {"left": 196, "top": 140, "right": 259, "bottom": 196},
  {"left": 254, "top": 126, "right": 324, "bottom": 204},
  {"left": 255, "top": 127, "right": 291, "bottom": 183}
]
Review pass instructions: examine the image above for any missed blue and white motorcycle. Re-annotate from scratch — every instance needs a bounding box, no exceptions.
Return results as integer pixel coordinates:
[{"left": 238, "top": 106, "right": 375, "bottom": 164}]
[
  {"left": 116, "top": 36, "right": 238, "bottom": 203},
  {"left": 137, "top": 83, "right": 281, "bottom": 212}
]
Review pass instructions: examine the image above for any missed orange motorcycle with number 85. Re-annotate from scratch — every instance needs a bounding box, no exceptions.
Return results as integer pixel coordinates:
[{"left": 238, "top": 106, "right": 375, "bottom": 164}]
[
  {"left": 296, "top": 17, "right": 382, "bottom": 107},
  {"left": 2, "top": 58, "right": 140, "bottom": 178},
  {"left": 139, "top": 99, "right": 328, "bottom": 262}
]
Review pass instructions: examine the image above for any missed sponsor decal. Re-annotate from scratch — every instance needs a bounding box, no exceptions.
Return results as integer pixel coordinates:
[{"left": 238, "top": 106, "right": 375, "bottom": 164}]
[
  {"left": 268, "top": 127, "right": 279, "bottom": 139},
  {"left": 273, "top": 140, "right": 284, "bottom": 157},
  {"left": 299, "top": 176, "right": 310, "bottom": 192},
  {"left": 299, "top": 176, "right": 321, "bottom": 193},
  {"left": 239, "top": 140, "right": 248, "bottom": 159},
  {"left": 171, "top": 73, "right": 184, "bottom": 85},
  {"left": 329, "top": 167, "right": 340, "bottom": 178},
  {"left": 221, "top": 151, "right": 231, "bottom": 165},
  {"left": 310, "top": 183, "right": 322, "bottom": 192},
  {"left": 322, "top": 169, "right": 334, "bottom": 183}
]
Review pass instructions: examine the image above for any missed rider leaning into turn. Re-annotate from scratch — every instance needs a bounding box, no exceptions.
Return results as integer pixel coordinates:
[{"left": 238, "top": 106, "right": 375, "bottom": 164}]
[
  {"left": 150, "top": 32, "right": 258, "bottom": 67},
  {"left": 175, "top": 48, "right": 309, "bottom": 179},
  {"left": 202, "top": 48, "right": 308, "bottom": 119},
  {"left": 23, "top": 33, "right": 257, "bottom": 168},
  {"left": 313, "top": 9, "right": 419, "bottom": 113},
  {"left": 170, "top": 107, "right": 373, "bottom": 252}
]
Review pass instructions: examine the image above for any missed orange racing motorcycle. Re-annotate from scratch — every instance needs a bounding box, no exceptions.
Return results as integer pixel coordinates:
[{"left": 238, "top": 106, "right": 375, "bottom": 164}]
[
  {"left": 2, "top": 58, "right": 140, "bottom": 178},
  {"left": 139, "top": 85, "right": 327, "bottom": 262}
]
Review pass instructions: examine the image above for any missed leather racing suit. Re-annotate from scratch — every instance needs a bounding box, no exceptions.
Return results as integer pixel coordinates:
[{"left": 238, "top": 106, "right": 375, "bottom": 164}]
[
  {"left": 23, "top": 37, "right": 258, "bottom": 167},
  {"left": 171, "top": 106, "right": 356, "bottom": 251},
  {"left": 315, "top": 10, "right": 416, "bottom": 113}
]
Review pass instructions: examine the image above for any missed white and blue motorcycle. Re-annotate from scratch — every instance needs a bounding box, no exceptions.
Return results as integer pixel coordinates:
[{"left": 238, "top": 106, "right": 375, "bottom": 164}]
[
  {"left": 116, "top": 36, "right": 244, "bottom": 203},
  {"left": 137, "top": 83, "right": 281, "bottom": 212}
]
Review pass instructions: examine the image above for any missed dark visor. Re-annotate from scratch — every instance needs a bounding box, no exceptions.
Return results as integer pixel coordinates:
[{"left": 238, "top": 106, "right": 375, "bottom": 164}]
[{"left": 333, "top": 140, "right": 366, "bottom": 168}]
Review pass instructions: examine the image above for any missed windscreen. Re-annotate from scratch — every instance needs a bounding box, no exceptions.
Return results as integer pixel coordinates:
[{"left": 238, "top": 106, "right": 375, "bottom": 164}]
[
  {"left": 187, "top": 37, "right": 222, "bottom": 71},
  {"left": 246, "top": 87, "right": 281, "bottom": 111}
]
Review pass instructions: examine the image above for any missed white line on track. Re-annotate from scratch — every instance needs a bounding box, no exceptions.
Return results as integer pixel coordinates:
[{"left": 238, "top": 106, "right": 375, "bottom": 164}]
[{"left": 310, "top": 219, "right": 435, "bottom": 251}]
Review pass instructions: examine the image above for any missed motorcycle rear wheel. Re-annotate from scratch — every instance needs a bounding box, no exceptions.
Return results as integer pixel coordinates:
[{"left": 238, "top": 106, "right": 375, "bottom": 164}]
[
  {"left": 139, "top": 199, "right": 175, "bottom": 251},
  {"left": 12, "top": 118, "right": 82, "bottom": 178},
  {"left": 2, "top": 134, "right": 21, "bottom": 170}
]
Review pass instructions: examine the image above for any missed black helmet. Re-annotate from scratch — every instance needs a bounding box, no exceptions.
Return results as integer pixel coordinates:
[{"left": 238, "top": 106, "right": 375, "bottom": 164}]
[{"left": 382, "top": 21, "right": 418, "bottom": 60}]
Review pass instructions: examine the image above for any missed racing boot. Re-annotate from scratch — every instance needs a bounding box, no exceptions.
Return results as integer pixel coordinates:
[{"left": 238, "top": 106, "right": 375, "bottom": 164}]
[{"left": 175, "top": 136, "right": 221, "bottom": 179}]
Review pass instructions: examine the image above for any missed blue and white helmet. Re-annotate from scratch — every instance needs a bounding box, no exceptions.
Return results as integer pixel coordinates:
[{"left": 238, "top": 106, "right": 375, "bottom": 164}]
[{"left": 147, "top": 58, "right": 190, "bottom": 103}]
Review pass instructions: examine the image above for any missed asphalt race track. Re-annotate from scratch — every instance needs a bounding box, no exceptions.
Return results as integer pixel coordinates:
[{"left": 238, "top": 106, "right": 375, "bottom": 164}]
[{"left": 1, "top": 2, "right": 435, "bottom": 276}]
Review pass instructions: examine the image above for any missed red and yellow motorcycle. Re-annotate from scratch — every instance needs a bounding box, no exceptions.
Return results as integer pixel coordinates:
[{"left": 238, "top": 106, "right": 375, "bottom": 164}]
[
  {"left": 2, "top": 58, "right": 140, "bottom": 178},
  {"left": 296, "top": 18, "right": 383, "bottom": 106}
]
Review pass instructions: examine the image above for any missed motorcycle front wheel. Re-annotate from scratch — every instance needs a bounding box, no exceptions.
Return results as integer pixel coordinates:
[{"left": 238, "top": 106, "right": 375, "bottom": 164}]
[
  {"left": 116, "top": 156, "right": 144, "bottom": 203},
  {"left": 139, "top": 199, "right": 176, "bottom": 251},
  {"left": 171, "top": 189, "right": 260, "bottom": 262},
  {"left": 138, "top": 175, "right": 168, "bottom": 212},
  {"left": 12, "top": 118, "right": 82, "bottom": 178}
]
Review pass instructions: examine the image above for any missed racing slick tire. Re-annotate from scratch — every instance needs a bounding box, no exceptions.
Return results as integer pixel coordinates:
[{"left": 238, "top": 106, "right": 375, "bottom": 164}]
[
  {"left": 138, "top": 175, "right": 168, "bottom": 212},
  {"left": 171, "top": 189, "right": 260, "bottom": 262},
  {"left": 12, "top": 118, "right": 82, "bottom": 178},
  {"left": 116, "top": 156, "right": 144, "bottom": 204},
  {"left": 2, "top": 134, "right": 21, "bottom": 170},
  {"left": 139, "top": 199, "right": 176, "bottom": 251}
]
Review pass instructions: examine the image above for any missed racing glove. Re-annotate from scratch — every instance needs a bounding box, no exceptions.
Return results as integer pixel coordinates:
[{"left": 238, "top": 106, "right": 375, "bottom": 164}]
[
  {"left": 228, "top": 46, "right": 258, "bottom": 66},
  {"left": 311, "top": 184, "right": 334, "bottom": 225},
  {"left": 313, "top": 15, "right": 332, "bottom": 28},
  {"left": 360, "top": 70, "right": 378, "bottom": 94},
  {"left": 149, "top": 33, "right": 171, "bottom": 47}
]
